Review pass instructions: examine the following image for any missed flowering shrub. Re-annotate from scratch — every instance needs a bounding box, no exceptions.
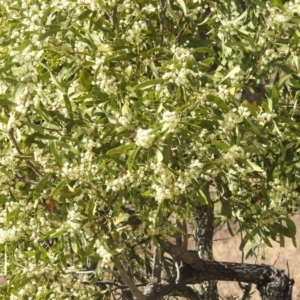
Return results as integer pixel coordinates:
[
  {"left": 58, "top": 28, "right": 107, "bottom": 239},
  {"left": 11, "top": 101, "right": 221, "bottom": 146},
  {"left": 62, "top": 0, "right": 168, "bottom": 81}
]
[{"left": 0, "top": 0, "right": 300, "bottom": 298}]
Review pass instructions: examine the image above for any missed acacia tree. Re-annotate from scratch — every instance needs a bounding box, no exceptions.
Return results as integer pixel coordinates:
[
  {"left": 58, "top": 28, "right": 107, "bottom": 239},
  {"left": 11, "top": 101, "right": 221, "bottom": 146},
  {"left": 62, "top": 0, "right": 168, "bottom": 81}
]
[{"left": 0, "top": 0, "right": 299, "bottom": 299}]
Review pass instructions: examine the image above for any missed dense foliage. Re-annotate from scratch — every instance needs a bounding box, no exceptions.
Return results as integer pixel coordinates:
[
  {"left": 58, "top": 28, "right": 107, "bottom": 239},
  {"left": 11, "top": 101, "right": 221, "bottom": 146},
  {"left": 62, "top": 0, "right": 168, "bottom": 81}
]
[{"left": 0, "top": 0, "right": 300, "bottom": 298}]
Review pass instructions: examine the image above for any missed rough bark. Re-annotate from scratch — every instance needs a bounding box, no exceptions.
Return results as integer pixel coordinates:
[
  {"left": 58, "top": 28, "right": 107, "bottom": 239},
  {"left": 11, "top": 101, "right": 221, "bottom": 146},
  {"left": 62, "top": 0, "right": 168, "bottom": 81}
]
[
  {"left": 161, "top": 242, "right": 294, "bottom": 300},
  {"left": 195, "top": 204, "right": 218, "bottom": 300}
]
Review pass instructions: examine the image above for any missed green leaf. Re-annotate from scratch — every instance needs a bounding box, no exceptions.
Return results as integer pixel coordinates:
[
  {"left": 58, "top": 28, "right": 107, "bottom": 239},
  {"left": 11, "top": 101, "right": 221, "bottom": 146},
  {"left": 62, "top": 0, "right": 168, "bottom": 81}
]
[
  {"left": 40, "top": 63, "right": 65, "bottom": 92},
  {"left": 166, "top": 0, "right": 176, "bottom": 19},
  {"left": 12, "top": 40, "right": 30, "bottom": 51},
  {"left": 96, "top": 43, "right": 113, "bottom": 52},
  {"left": 206, "top": 95, "right": 229, "bottom": 112},
  {"left": 133, "top": 79, "right": 164, "bottom": 91},
  {"left": 227, "top": 219, "right": 235, "bottom": 236},
  {"left": 192, "top": 47, "right": 215, "bottom": 55},
  {"left": 279, "top": 141, "right": 286, "bottom": 160},
  {"left": 106, "top": 143, "right": 136, "bottom": 156},
  {"left": 36, "top": 290, "right": 53, "bottom": 300},
  {"left": 0, "top": 196, "right": 10, "bottom": 205},
  {"left": 278, "top": 74, "right": 291, "bottom": 89},
  {"left": 80, "top": 71, "right": 92, "bottom": 90},
  {"left": 63, "top": 94, "right": 73, "bottom": 118},
  {"left": 198, "top": 189, "right": 208, "bottom": 204},
  {"left": 78, "top": 9, "right": 93, "bottom": 20},
  {"left": 245, "top": 119, "right": 262, "bottom": 136},
  {"left": 126, "top": 146, "right": 140, "bottom": 174},
  {"left": 221, "top": 65, "right": 241, "bottom": 83},
  {"left": 212, "top": 140, "right": 229, "bottom": 151},
  {"left": 163, "top": 134, "right": 173, "bottom": 164},
  {"left": 50, "top": 142, "right": 63, "bottom": 167},
  {"left": 57, "top": 142, "right": 79, "bottom": 154},
  {"left": 251, "top": 0, "right": 267, "bottom": 8},
  {"left": 39, "top": 25, "right": 61, "bottom": 40},
  {"left": 50, "top": 228, "right": 68, "bottom": 238},
  {"left": 221, "top": 200, "right": 232, "bottom": 217},
  {"left": 52, "top": 179, "right": 67, "bottom": 196},
  {"left": 279, "top": 231, "right": 285, "bottom": 248},
  {"left": 0, "top": 99, "right": 16, "bottom": 106},
  {"left": 245, "top": 160, "right": 264, "bottom": 172},
  {"left": 13, "top": 82, "right": 26, "bottom": 103},
  {"left": 176, "top": 0, "right": 187, "bottom": 15},
  {"left": 240, "top": 227, "right": 260, "bottom": 249},
  {"left": 261, "top": 232, "right": 273, "bottom": 248},
  {"left": 269, "top": 0, "right": 285, "bottom": 10},
  {"left": 284, "top": 218, "right": 296, "bottom": 236},
  {"left": 34, "top": 174, "right": 50, "bottom": 200},
  {"left": 226, "top": 42, "right": 248, "bottom": 52},
  {"left": 22, "top": 121, "right": 44, "bottom": 134}
]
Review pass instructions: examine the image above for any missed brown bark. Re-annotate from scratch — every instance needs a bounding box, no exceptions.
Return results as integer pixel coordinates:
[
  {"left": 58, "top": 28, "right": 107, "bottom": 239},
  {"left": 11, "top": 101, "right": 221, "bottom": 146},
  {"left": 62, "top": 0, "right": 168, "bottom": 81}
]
[
  {"left": 195, "top": 204, "right": 218, "bottom": 299},
  {"left": 161, "top": 242, "right": 294, "bottom": 300}
]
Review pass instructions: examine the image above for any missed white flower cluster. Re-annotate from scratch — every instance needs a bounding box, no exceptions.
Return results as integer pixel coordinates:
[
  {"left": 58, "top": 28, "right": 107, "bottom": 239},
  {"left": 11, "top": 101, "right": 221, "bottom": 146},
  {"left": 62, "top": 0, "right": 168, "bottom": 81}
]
[
  {"left": 162, "top": 68, "right": 198, "bottom": 86},
  {"left": 237, "top": 106, "right": 251, "bottom": 118},
  {"left": 0, "top": 226, "right": 21, "bottom": 244},
  {"left": 93, "top": 68, "right": 118, "bottom": 95},
  {"left": 161, "top": 110, "right": 180, "bottom": 133},
  {"left": 189, "top": 159, "right": 203, "bottom": 169},
  {"left": 116, "top": 0, "right": 139, "bottom": 13},
  {"left": 150, "top": 162, "right": 176, "bottom": 202},
  {"left": 221, "top": 111, "right": 243, "bottom": 131},
  {"left": 171, "top": 46, "right": 194, "bottom": 64},
  {"left": 34, "top": 149, "right": 59, "bottom": 173},
  {"left": 257, "top": 111, "right": 276, "bottom": 126},
  {"left": 124, "top": 21, "right": 147, "bottom": 44},
  {"left": 62, "top": 158, "right": 98, "bottom": 183},
  {"left": 95, "top": 244, "right": 112, "bottom": 268},
  {"left": 65, "top": 209, "right": 84, "bottom": 235},
  {"left": 142, "top": 4, "right": 156, "bottom": 14},
  {"left": 106, "top": 172, "right": 134, "bottom": 192},
  {"left": 221, "top": 146, "right": 244, "bottom": 168},
  {"left": 135, "top": 128, "right": 155, "bottom": 148},
  {"left": 217, "top": 85, "right": 230, "bottom": 100}
]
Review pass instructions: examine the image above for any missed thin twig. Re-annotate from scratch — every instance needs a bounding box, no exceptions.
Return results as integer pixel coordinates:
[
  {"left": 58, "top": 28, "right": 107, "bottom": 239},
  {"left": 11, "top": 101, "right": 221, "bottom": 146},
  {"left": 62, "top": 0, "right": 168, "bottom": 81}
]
[
  {"left": 9, "top": 128, "right": 43, "bottom": 178},
  {"left": 238, "top": 225, "right": 252, "bottom": 300},
  {"left": 14, "top": 173, "right": 38, "bottom": 185},
  {"left": 144, "top": 247, "right": 162, "bottom": 297},
  {"left": 272, "top": 252, "right": 280, "bottom": 267},
  {"left": 286, "top": 260, "right": 290, "bottom": 278},
  {"left": 159, "top": 0, "right": 167, "bottom": 47}
]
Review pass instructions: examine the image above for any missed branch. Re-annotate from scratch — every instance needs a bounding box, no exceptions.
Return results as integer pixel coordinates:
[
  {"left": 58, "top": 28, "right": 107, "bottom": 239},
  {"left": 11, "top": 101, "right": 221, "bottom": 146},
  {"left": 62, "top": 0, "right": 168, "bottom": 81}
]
[
  {"left": 113, "top": 256, "right": 147, "bottom": 300},
  {"left": 143, "top": 247, "right": 162, "bottom": 297},
  {"left": 164, "top": 242, "right": 294, "bottom": 300}
]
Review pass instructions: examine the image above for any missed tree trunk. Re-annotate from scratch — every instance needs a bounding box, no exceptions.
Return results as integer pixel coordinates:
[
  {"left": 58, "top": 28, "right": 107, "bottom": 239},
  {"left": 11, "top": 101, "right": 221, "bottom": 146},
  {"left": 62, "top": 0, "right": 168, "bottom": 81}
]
[{"left": 195, "top": 203, "right": 219, "bottom": 300}]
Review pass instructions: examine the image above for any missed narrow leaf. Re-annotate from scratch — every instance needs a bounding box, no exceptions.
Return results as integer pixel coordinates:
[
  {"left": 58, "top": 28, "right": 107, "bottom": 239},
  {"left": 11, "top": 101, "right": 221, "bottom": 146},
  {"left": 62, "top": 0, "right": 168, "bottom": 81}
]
[
  {"left": 106, "top": 143, "right": 136, "bottom": 156},
  {"left": 13, "top": 82, "right": 26, "bottom": 103},
  {"left": 34, "top": 174, "right": 50, "bottom": 200},
  {"left": 246, "top": 160, "right": 264, "bottom": 172},
  {"left": 133, "top": 79, "right": 164, "bottom": 91},
  {"left": 176, "top": 0, "right": 187, "bottom": 15},
  {"left": 50, "top": 142, "right": 63, "bottom": 167}
]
